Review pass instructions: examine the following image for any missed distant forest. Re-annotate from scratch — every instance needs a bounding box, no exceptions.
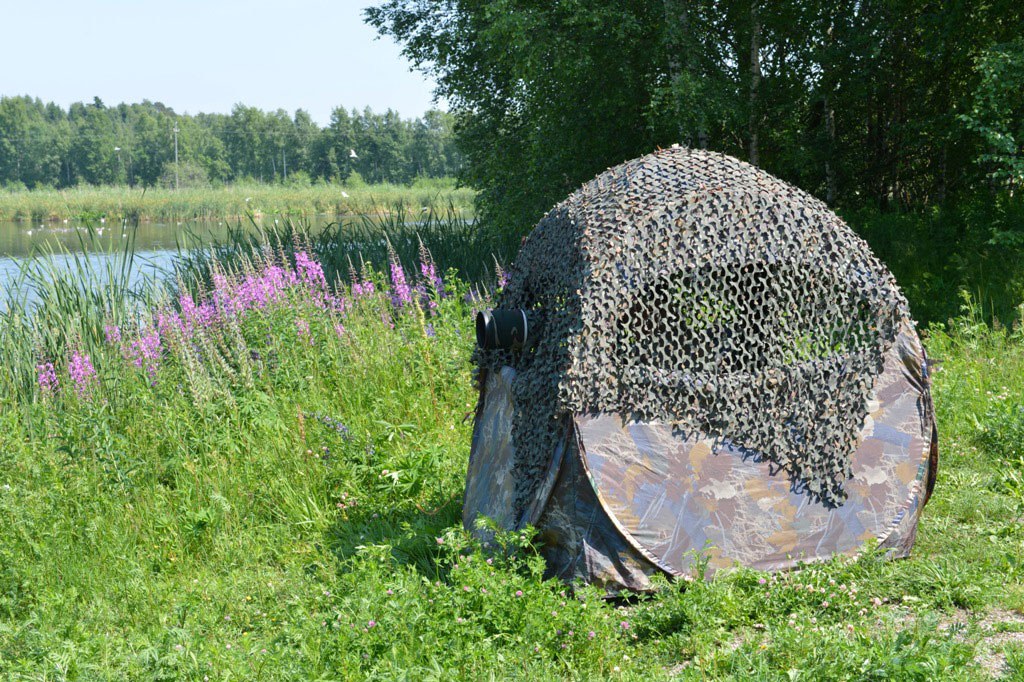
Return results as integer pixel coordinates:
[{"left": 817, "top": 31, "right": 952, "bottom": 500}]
[{"left": 0, "top": 96, "right": 461, "bottom": 189}]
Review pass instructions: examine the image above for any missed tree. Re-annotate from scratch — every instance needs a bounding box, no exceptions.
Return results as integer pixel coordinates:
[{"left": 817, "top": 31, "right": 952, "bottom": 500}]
[
  {"left": 963, "top": 38, "right": 1024, "bottom": 190},
  {"left": 367, "top": 0, "right": 1024, "bottom": 232},
  {"left": 0, "top": 96, "right": 460, "bottom": 189}
]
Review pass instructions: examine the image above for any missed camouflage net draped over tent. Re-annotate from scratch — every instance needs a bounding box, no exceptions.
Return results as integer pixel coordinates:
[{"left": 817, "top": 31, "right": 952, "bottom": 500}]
[{"left": 476, "top": 147, "right": 909, "bottom": 518}]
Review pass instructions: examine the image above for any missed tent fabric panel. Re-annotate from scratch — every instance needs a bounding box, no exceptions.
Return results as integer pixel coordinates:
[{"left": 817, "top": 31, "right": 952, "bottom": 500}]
[
  {"left": 463, "top": 367, "right": 519, "bottom": 533},
  {"left": 537, "top": 430, "right": 660, "bottom": 592},
  {"left": 576, "top": 322, "right": 934, "bottom": 575},
  {"left": 463, "top": 366, "right": 571, "bottom": 536}
]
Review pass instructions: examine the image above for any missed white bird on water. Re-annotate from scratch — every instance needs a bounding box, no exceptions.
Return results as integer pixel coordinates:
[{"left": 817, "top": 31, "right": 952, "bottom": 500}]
[{"left": 349, "top": 149, "right": 358, "bottom": 159}]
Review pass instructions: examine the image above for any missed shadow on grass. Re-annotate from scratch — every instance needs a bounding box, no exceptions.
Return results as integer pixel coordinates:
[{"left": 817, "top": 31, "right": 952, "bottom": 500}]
[{"left": 324, "top": 491, "right": 463, "bottom": 579}]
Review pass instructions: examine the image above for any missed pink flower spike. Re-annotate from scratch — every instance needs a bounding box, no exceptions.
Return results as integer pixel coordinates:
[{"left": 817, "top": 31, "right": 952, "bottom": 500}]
[
  {"left": 68, "top": 350, "right": 97, "bottom": 396},
  {"left": 103, "top": 324, "right": 121, "bottom": 345},
  {"left": 36, "top": 362, "right": 58, "bottom": 394}
]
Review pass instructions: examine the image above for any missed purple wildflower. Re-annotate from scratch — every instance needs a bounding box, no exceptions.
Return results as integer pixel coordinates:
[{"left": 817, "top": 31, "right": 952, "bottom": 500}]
[
  {"left": 420, "top": 259, "right": 445, "bottom": 297},
  {"left": 295, "top": 251, "right": 327, "bottom": 289},
  {"left": 212, "top": 272, "right": 231, "bottom": 310},
  {"left": 36, "top": 362, "right": 58, "bottom": 395},
  {"left": 156, "top": 309, "right": 183, "bottom": 338},
  {"left": 68, "top": 350, "right": 97, "bottom": 396},
  {"left": 334, "top": 323, "right": 346, "bottom": 338},
  {"left": 389, "top": 260, "right": 412, "bottom": 308},
  {"left": 414, "top": 283, "right": 436, "bottom": 312},
  {"left": 352, "top": 280, "right": 375, "bottom": 298},
  {"left": 129, "top": 330, "right": 161, "bottom": 380},
  {"left": 103, "top": 324, "right": 122, "bottom": 345},
  {"left": 425, "top": 323, "right": 436, "bottom": 338}
]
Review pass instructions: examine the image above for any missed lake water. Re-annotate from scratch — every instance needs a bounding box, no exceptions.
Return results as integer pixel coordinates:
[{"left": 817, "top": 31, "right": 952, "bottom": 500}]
[{"left": 0, "top": 218, "right": 337, "bottom": 304}]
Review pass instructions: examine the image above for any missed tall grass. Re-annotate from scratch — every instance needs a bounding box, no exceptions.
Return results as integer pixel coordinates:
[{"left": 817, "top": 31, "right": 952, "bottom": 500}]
[
  {"left": 0, "top": 226, "right": 162, "bottom": 401},
  {"left": 0, "top": 179, "right": 476, "bottom": 223},
  {"left": 171, "top": 201, "right": 514, "bottom": 296}
]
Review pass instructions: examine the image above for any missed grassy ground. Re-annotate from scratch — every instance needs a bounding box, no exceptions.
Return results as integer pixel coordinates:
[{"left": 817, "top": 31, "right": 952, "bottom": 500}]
[
  {"left": 0, "top": 235, "right": 1023, "bottom": 679},
  {"left": 0, "top": 178, "right": 475, "bottom": 223}
]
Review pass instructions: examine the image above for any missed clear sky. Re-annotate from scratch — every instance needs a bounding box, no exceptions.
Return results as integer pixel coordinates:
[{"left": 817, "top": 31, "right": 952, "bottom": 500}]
[{"left": 0, "top": 0, "right": 441, "bottom": 125}]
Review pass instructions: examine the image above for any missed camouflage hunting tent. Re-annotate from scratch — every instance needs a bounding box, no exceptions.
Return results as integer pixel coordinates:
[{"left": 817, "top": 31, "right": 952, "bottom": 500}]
[{"left": 464, "top": 147, "right": 938, "bottom": 592}]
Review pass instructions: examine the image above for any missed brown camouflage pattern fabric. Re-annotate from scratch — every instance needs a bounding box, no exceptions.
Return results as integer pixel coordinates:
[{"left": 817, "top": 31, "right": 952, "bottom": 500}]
[{"left": 463, "top": 318, "right": 936, "bottom": 591}]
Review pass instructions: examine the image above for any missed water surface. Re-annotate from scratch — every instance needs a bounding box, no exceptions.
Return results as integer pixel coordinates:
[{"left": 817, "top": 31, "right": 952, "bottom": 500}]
[{"left": 0, "top": 218, "right": 337, "bottom": 301}]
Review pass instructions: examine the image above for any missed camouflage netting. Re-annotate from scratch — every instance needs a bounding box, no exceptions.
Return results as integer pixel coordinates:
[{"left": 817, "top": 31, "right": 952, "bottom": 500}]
[{"left": 476, "top": 147, "right": 909, "bottom": 516}]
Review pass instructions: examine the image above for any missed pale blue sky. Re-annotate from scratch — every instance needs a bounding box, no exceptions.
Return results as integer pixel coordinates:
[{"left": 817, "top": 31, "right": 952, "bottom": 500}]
[{"left": 0, "top": 0, "right": 441, "bottom": 124}]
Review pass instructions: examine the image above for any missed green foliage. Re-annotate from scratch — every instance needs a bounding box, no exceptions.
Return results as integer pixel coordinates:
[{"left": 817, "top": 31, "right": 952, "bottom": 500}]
[
  {"left": 159, "top": 160, "right": 210, "bottom": 189},
  {"left": 962, "top": 38, "right": 1024, "bottom": 187},
  {"left": 367, "top": 0, "right": 1024, "bottom": 241},
  {"left": 845, "top": 197, "right": 1024, "bottom": 325},
  {"left": 0, "top": 97, "right": 462, "bottom": 190}
]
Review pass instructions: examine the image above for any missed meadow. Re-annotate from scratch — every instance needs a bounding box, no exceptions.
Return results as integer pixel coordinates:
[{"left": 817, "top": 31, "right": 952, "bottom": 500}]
[
  {"left": 0, "top": 218, "right": 1023, "bottom": 680},
  {"left": 0, "top": 178, "right": 475, "bottom": 224}
]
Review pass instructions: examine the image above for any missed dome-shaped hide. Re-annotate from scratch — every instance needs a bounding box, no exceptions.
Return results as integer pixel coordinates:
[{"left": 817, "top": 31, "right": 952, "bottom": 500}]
[{"left": 464, "top": 147, "right": 938, "bottom": 591}]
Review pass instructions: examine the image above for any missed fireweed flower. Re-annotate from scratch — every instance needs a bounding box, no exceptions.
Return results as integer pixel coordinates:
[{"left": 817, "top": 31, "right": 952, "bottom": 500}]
[
  {"left": 156, "top": 309, "right": 183, "bottom": 338},
  {"left": 36, "top": 362, "right": 58, "bottom": 394},
  {"left": 129, "top": 330, "right": 162, "bottom": 380},
  {"left": 352, "top": 280, "right": 376, "bottom": 298},
  {"left": 178, "top": 293, "right": 200, "bottom": 333},
  {"left": 389, "top": 260, "right": 412, "bottom": 308},
  {"left": 420, "top": 259, "right": 445, "bottom": 298},
  {"left": 103, "top": 324, "right": 122, "bottom": 345},
  {"left": 334, "top": 323, "right": 346, "bottom": 338},
  {"left": 295, "top": 251, "right": 327, "bottom": 289},
  {"left": 68, "top": 350, "right": 97, "bottom": 395}
]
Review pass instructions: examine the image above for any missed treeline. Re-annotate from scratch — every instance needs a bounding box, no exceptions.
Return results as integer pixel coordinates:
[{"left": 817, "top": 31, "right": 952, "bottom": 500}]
[
  {"left": 368, "top": 1, "right": 1024, "bottom": 231},
  {"left": 0, "top": 97, "right": 461, "bottom": 189}
]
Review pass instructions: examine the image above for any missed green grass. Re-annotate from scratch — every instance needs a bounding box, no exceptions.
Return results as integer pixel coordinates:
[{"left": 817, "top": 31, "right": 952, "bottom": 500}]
[
  {"left": 0, "top": 229, "right": 1022, "bottom": 679},
  {"left": 0, "top": 178, "right": 475, "bottom": 223}
]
